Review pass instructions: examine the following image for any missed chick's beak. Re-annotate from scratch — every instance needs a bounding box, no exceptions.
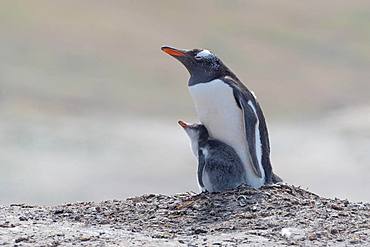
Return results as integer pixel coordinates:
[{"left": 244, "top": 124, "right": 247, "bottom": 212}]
[{"left": 178, "top": 120, "right": 189, "bottom": 128}]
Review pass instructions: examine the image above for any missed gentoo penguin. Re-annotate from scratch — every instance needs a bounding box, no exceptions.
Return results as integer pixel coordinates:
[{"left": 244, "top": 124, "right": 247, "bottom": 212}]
[
  {"left": 162, "top": 46, "right": 281, "bottom": 188},
  {"left": 178, "top": 120, "right": 246, "bottom": 192}
]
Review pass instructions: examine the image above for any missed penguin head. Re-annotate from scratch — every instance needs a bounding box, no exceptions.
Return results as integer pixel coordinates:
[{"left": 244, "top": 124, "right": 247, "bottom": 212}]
[
  {"left": 178, "top": 120, "right": 209, "bottom": 144},
  {"left": 162, "top": 46, "right": 229, "bottom": 85}
]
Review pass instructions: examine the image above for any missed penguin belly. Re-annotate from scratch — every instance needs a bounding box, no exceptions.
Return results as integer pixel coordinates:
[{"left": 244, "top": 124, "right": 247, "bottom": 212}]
[
  {"left": 189, "top": 79, "right": 265, "bottom": 188},
  {"left": 200, "top": 149, "right": 246, "bottom": 192}
]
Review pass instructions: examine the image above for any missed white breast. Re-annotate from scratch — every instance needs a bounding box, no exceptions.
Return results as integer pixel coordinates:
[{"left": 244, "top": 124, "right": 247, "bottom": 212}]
[{"left": 189, "top": 79, "right": 265, "bottom": 188}]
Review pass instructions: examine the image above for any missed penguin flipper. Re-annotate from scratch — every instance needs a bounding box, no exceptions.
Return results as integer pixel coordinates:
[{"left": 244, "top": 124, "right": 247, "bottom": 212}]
[
  {"left": 222, "top": 76, "right": 274, "bottom": 182},
  {"left": 197, "top": 149, "right": 206, "bottom": 189},
  {"left": 238, "top": 96, "right": 264, "bottom": 178}
]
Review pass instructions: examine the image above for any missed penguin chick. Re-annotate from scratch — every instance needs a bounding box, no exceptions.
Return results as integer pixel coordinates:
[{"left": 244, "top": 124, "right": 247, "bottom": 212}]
[{"left": 178, "top": 120, "right": 246, "bottom": 192}]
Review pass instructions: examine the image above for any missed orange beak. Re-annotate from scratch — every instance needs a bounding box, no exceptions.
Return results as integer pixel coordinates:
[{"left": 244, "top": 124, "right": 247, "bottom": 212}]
[
  {"left": 161, "top": 46, "right": 186, "bottom": 57},
  {"left": 178, "top": 120, "right": 189, "bottom": 128}
]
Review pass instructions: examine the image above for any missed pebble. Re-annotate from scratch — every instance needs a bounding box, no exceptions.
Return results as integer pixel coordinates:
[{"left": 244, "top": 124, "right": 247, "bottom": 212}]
[
  {"left": 308, "top": 233, "right": 317, "bottom": 241},
  {"left": 79, "top": 235, "right": 91, "bottom": 241},
  {"left": 193, "top": 228, "right": 207, "bottom": 234},
  {"left": 349, "top": 238, "right": 360, "bottom": 244},
  {"left": 14, "top": 236, "right": 29, "bottom": 243},
  {"left": 331, "top": 204, "right": 344, "bottom": 211},
  {"left": 18, "top": 216, "right": 28, "bottom": 221},
  {"left": 53, "top": 209, "right": 64, "bottom": 215}
]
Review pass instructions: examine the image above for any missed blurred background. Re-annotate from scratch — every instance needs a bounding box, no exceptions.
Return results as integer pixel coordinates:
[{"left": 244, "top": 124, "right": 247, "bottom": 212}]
[{"left": 1, "top": 1, "right": 369, "bottom": 205}]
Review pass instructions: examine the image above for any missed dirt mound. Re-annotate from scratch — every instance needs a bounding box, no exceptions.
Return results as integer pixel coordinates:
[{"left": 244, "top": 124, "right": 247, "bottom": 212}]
[{"left": 1, "top": 184, "right": 369, "bottom": 246}]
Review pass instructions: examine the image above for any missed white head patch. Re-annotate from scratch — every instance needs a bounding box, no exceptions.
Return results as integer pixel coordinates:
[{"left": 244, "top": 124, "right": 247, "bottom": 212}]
[{"left": 195, "top": 49, "right": 213, "bottom": 59}]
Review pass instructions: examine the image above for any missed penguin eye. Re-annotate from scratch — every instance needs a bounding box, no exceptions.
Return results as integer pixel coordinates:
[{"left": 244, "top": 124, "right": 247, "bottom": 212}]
[
  {"left": 194, "top": 56, "right": 202, "bottom": 61},
  {"left": 194, "top": 54, "right": 203, "bottom": 61}
]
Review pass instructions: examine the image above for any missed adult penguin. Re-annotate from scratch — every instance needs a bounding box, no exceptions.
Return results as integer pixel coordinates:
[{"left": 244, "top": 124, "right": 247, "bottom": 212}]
[{"left": 162, "top": 46, "right": 281, "bottom": 188}]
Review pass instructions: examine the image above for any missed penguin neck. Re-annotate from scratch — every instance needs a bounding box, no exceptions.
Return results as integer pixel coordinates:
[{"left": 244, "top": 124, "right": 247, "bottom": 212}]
[
  {"left": 189, "top": 74, "right": 217, "bottom": 86},
  {"left": 188, "top": 68, "right": 239, "bottom": 87}
]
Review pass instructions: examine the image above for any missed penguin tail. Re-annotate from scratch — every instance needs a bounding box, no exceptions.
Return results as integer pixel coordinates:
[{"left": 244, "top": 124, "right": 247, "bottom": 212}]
[
  {"left": 264, "top": 172, "right": 283, "bottom": 184},
  {"left": 271, "top": 173, "right": 283, "bottom": 183}
]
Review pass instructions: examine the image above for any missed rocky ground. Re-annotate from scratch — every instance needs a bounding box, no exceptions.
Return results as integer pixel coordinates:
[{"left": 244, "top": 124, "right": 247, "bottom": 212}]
[{"left": 0, "top": 184, "right": 369, "bottom": 246}]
